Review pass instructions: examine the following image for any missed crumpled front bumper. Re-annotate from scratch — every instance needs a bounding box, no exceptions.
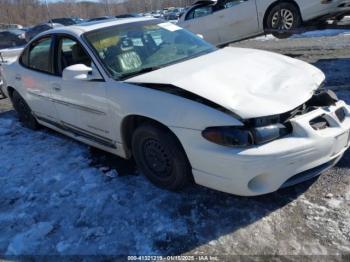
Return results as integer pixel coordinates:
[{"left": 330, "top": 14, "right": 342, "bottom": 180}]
[{"left": 173, "top": 100, "right": 350, "bottom": 196}]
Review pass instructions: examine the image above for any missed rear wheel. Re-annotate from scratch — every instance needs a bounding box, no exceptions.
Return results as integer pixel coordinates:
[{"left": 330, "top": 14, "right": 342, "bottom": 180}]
[
  {"left": 266, "top": 3, "right": 301, "bottom": 39},
  {"left": 131, "top": 124, "right": 192, "bottom": 191},
  {"left": 11, "top": 90, "right": 39, "bottom": 130}
]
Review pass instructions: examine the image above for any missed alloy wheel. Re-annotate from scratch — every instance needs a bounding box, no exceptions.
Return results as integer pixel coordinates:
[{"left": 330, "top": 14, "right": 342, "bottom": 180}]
[{"left": 271, "top": 9, "right": 294, "bottom": 30}]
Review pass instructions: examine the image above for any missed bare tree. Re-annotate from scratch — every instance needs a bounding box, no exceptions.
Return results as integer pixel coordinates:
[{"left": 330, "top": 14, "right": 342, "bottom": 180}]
[{"left": 0, "top": 0, "right": 197, "bottom": 26}]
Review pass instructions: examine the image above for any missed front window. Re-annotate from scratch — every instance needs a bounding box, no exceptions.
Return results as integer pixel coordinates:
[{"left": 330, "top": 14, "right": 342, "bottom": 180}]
[
  {"left": 57, "top": 37, "right": 91, "bottom": 75},
  {"left": 186, "top": 6, "right": 214, "bottom": 20},
  {"left": 84, "top": 21, "right": 216, "bottom": 80}
]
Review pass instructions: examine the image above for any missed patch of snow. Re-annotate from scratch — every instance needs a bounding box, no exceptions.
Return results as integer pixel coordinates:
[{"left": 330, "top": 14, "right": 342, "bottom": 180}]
[
  {"left": 254, "top": 34, "right": 276, "bottom": 41},
  {"left": 6, "top": 222, "right": 54, "bottom": 255},
  {"left": 291, "top": 29, "right": 350, "bottom": 39},
  {"left": 104, "top": 169, "right": 119, "bottom": 178},
  {"left": 325, "top": 193, "right": 334, "bottom": 199},
  {"left": 253, "top": 29, "right": 350, "bottom": 42},
  {"left": 56, "top": 241, "right": 70, "bottom": 253},
  {"left": 327, "top": 199, "right": 342, "bottom": 209}
]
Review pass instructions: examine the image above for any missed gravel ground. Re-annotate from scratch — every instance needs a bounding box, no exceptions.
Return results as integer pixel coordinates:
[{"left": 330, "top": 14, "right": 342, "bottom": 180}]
[{"left": 0, "top": 31, "right": 350, "bottom": 259}]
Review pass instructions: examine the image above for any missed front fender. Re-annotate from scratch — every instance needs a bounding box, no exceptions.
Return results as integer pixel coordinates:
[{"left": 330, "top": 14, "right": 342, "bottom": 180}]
[{"left": 107, "top": 82, "right": 243, "bottom": 142}]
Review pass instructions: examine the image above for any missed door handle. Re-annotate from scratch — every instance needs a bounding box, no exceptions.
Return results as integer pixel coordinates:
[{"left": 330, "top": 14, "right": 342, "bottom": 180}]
[
  {"left": 15, "top": 74, "right": 21, "bottom": 81},
  {"left": 52, "top": 84, "right": 61, "bottom": 92}
]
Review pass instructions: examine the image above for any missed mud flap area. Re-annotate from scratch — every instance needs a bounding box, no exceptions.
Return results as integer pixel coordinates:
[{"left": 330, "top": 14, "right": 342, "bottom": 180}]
[
  {"left": 0, "top": 52, "right": 7, "bottom": 100},
  {"left": 0, "top": 87, "right": 6, "bottom": 100}
]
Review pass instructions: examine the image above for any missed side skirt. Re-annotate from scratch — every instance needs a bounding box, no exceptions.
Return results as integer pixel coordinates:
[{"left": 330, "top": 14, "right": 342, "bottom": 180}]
[{"left": 36, "top": 116, "right": 117, "bottom": 150}]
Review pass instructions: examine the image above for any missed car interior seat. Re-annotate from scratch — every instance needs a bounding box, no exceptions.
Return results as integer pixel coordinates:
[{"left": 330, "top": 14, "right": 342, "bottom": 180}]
[{"left": 72, "top": 44, "right": 91, "bottom": 67}]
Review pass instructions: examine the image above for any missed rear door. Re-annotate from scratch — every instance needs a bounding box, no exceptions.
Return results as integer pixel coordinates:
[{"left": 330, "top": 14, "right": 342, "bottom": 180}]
[
  {"left": 18, "top": 36, "right": 59, "bottom": 122},
  {"left": 215, "top": 0, "right": 259, "bottom": 44}
]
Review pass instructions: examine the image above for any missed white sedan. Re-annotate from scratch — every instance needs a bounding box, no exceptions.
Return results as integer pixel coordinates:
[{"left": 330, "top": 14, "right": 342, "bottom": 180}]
[
  {"left": 178, "top": 0, "right": 350, "bottom": 45},
  {"left": 1, "top": 18, "right": 350, "bottom": 196}
]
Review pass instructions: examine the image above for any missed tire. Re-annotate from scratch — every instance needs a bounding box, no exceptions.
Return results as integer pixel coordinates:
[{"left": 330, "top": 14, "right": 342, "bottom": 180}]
[
  {"left": 11, "top": 90, "right": 39, "bottom": 130},
  {"left": 131, "top": 123, "right": 192, "bottom": 191},
  {"left": 266, "top": 2, "right": 301, "bottom": 39}
]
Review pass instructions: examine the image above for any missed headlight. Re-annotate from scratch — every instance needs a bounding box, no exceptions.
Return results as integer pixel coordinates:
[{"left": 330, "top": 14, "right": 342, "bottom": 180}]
[
  {"left": 202, "top": 124, "right": 290, "bottom": 147},
  {"left": 202, "top": 126, "right": 254, "bottom": 147},
  {"left": 252, "top": 124, "right": 289, "bottom": 144}
]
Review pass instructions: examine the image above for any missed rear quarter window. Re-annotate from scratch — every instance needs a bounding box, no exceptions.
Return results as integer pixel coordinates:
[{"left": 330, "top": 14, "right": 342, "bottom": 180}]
[{"left": 20, "top": 37, "right": 53, "bottom": 74}]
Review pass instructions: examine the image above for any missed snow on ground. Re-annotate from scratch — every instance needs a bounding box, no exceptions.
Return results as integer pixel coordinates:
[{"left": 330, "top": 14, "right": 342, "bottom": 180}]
[
  {"left": 0, "top": 113, "right": 184, "bottom": 255},
  {"left": 292, "top": 29, "right": 350, "bottom": 38},
  {"left": 255, "top": 29, "right": 350, "bottom": 42}
]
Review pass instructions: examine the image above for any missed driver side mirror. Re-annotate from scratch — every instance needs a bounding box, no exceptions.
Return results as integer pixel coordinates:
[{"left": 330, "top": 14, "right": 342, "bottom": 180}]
[{"left": 62, "top": 63, "right": 102, "bottom": 81}]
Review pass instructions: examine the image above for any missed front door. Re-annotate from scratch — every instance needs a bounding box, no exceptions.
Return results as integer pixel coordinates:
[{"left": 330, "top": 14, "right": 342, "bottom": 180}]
[
  {"left": 216, "top": 0, "right": 259, "bottom": 44},
  {"left": 49, "top": 36, "right": 114, "bottom": 148}
]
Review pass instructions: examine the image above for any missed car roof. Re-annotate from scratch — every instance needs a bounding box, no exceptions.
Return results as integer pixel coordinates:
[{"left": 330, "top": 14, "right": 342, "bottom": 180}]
[{"left": 48, "top": 17, "right": 157, "bottom": 36}]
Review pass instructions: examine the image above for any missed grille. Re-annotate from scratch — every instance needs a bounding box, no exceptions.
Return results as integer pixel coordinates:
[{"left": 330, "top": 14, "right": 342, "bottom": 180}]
[
  {"left": 310, "top": 116, "right": 329, "bottom": 130},
  {"left": 281, "top": 157, "right": 339, "bottom": 188},
  {"left": 335, "top": 108, "right": 346, "bottom": 123}
]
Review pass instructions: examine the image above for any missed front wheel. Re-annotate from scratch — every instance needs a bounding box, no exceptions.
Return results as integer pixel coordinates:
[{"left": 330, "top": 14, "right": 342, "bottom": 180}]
[
  {"left": 11, "top": 90, "right": 39, "bottom": 130},
  {"left": 266, "top": 3, "right": 302, "bottom": 39},
  {"left": 132, "top": 124, "right": 192, "bottom": 191}
]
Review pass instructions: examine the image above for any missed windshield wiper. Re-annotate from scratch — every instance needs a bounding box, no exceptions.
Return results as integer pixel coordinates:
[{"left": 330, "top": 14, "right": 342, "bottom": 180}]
[{"left": 119, "top": 66, "right": 161, "bottom": 80}]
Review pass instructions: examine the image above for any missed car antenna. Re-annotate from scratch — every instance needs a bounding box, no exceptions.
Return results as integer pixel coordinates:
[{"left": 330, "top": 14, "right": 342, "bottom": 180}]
[{"left": 45, "top": 0, "right": 54, "bottom": 27}]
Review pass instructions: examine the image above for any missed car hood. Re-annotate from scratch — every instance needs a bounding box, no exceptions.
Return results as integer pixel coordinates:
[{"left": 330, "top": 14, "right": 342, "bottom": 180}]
[{"left": 126, "top": 47, "right": 325, "bottom": 119}]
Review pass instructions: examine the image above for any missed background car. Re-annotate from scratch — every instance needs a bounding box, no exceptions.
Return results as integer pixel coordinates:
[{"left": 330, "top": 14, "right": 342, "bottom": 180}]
[
  {"left": 48, "top": 18, "right": 77, "bottom": 26},
  {"left": 178, "top": 0, "right": 350, "bottom": 46},
  {"left": 25, "top": 23, "right": 63, "bottom": 42},
  {"left": 115, "top": 13, "right": 142, "bottom": 18},
  {"left": 150, "top": 10, "right": 163, "bottom": 19},
  {"left": 0, "top": 23, "right": 23, "bottom": 31},
  {"left": 163, "top": 11, "right": 179, "bottom": 21},
  {"left": 0, "top": 29, "right": 26, "bottom": 49},
  {"left": 87, "top": 16, "right": 114, "bottom": 22}
]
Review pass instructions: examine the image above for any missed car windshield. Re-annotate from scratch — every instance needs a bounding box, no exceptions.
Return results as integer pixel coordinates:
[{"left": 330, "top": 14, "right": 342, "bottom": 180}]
[{"left": 84, "top": 20, "right": 216, "bottom": 79}]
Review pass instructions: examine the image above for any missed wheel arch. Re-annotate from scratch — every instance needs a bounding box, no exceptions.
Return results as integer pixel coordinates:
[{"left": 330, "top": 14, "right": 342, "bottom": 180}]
[
  {"left": 120, "top": 114, "right": 189, "bottom": 161},
  {"left": 263, "top": 0, "right": 302, "bottom": 29}
]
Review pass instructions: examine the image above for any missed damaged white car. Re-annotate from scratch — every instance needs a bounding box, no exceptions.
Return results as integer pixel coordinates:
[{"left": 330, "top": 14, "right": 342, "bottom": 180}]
[{"left": 1, "top": 18, "right": 350, "bottom": 196}]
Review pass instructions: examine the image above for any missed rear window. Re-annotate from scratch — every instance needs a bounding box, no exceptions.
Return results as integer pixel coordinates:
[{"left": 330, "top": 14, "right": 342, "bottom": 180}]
[{"left": 20, "top": 37, "right": 53, "bottom": 74}]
